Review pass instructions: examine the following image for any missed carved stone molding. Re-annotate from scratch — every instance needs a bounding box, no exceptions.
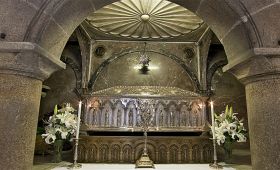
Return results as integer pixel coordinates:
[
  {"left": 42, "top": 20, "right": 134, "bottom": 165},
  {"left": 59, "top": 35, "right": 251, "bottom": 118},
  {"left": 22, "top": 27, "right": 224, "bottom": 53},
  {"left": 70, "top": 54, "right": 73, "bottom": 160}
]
[
  {"left": 78, "top": 135, "right": 213, "bottom": 164},
  {"left": 0, "top": 42, "right": 65, "bottom": 80},
  {"left": 227, "top": 48, "right": 280, "bottom": 84}
]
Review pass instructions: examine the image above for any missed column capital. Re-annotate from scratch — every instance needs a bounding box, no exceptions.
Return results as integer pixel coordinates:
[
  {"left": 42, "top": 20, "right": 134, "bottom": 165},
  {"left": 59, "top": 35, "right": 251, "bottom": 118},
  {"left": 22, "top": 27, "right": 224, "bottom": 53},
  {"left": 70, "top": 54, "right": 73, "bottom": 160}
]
[
  {"left": 225, "top": 48, "right": 280, "bottom": 85},
  {"left": 0, "top": 42, "right": 65, "bottom": 81}
]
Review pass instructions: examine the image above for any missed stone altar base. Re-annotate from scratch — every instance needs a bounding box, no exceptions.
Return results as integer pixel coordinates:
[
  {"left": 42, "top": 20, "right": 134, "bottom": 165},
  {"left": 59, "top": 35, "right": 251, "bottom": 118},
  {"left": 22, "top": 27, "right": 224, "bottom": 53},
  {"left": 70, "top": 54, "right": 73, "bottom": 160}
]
[{"left": 78, "top": 135, "right": 212, "bottom": 163}]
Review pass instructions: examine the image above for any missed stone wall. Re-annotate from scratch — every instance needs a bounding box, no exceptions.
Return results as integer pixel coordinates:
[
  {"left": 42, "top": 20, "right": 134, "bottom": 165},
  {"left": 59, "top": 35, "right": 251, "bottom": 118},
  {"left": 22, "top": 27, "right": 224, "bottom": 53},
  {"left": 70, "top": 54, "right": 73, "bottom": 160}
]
[
  {"left": 39, "top": 44, "right": 81, "bottom": 117},
  {"left": 39, "top": 65, "right": 79, "bottom": 118},
  {"left": 211, "top": 70, "right": 249, "bottom": 147}
]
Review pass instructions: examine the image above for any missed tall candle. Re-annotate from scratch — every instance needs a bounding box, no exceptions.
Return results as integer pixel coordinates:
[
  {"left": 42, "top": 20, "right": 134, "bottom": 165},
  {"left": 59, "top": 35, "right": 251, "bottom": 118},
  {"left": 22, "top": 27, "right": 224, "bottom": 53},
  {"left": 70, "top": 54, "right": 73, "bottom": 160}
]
[
  {"left": 76, "top": 101, "right": 82, "bottom": 139},
  {"left": 210, "top": 101, "right": 217, "bottom": 161},
  {"left": 210, "top": 101, "right": 215, "bottom": 140}
]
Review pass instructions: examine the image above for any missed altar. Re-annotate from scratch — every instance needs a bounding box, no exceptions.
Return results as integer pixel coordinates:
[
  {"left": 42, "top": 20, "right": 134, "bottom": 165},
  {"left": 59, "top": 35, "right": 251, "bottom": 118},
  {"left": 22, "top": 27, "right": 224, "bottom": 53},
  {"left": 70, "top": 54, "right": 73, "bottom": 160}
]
[{"left": 78, "top": 86, "right": 213, "bottom": 164}]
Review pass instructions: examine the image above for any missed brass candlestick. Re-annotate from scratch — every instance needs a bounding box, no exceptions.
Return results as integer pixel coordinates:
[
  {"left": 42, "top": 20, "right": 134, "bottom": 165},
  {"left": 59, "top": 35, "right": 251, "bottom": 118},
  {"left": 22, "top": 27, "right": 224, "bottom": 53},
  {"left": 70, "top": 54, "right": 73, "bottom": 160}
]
[
  {"left": 135, "top": 99, "right": 155, "bottom": 168},
  {"left": 68, "top": 138, "right": 82, "bottom": 169}
]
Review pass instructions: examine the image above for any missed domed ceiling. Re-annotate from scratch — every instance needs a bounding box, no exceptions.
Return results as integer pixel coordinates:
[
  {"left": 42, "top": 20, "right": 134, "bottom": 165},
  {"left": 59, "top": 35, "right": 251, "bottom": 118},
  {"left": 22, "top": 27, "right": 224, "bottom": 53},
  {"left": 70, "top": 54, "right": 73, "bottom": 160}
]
[{"left": 86, "top": 0, "right": 203, "bottom": 39}]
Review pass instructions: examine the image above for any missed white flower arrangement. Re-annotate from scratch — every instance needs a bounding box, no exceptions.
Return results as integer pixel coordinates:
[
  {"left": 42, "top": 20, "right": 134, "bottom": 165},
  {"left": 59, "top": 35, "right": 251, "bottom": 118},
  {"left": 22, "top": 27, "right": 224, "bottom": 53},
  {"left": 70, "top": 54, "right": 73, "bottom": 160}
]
[
  {"left": 42, "top": 103, "right": 77, "bottom": 144},
  {"left": 212, "top": 105, "right": 247, "bottom": 146}
]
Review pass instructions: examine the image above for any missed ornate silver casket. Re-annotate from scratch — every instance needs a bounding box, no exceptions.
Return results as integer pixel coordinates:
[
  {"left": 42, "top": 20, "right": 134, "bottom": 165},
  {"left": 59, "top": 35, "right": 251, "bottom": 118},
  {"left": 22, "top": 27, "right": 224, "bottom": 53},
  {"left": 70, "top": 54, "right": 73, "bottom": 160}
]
[{"left": 82, "top": 86, "right": 208, "bottom": 132}]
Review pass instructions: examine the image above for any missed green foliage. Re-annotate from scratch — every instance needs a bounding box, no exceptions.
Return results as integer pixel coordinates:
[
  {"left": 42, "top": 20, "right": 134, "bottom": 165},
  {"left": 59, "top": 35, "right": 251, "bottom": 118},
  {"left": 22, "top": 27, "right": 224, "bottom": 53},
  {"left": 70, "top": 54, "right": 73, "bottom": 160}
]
[{"left": 37, "top": 127, "right": 45, "bottom": 135}]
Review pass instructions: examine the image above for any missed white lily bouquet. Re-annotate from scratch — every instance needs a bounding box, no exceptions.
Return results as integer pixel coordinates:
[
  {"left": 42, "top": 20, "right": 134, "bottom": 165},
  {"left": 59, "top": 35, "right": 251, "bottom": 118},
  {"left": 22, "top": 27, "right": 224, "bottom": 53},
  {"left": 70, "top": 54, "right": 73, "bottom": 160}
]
[
  {"left": 42, "top": 103, "right": 78, "bottom": 144},
  {"left": 211, "top": 105, "right": 247, "bottom": 162},
  {"left": 213, "top": 105, "right": 247, "bottom": 145}
]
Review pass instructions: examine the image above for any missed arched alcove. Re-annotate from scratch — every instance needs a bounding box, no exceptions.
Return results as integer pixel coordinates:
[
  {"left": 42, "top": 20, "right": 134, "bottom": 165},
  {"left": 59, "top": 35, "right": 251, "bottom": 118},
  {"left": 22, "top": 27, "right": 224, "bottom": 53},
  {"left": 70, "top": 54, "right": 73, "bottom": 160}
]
[{"left": 91, "top": 51, "right": 197, "bottom": 92}]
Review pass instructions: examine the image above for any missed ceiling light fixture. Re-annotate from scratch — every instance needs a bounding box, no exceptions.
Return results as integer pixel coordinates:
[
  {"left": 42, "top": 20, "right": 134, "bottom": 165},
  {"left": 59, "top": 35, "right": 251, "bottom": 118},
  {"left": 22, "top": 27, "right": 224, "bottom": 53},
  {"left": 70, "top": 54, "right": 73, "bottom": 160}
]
[{"left": 138, "top": 42, "right": 150, "bottom": 74}]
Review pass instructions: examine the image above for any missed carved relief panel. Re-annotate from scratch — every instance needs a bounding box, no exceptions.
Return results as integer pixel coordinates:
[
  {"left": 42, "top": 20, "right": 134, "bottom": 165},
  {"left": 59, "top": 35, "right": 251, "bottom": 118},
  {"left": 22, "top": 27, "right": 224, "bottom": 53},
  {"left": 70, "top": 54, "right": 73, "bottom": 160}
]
[
  {"left": 83, "top": 97, "right": 207, "bottom": 131},
  {"left": 78, "top": 135, "right": 213, "bottom": 164}
]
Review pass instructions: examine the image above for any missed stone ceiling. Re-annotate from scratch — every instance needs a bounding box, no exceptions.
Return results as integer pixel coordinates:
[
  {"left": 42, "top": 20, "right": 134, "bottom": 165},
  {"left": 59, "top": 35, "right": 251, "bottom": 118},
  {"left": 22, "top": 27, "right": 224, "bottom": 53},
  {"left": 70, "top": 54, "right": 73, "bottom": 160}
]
[{"left": 85, "top": 0, "right": 204, "bottom": 40}]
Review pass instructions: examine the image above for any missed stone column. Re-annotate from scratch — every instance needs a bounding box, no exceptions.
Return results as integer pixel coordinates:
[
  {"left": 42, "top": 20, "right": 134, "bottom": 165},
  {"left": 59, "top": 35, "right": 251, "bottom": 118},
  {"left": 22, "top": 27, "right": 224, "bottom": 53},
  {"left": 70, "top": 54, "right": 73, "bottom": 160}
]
[
  {"left": 0, "top": 74, "right": 42, "bottom": 170},
  {"left": 0, "top": 42, "right": 65, "bottom": 170},
  {"left": 245, "top": 77, "right": 280, "bottom": 170},
  {"left": 228, "top": 49, "right": 280, "bottom": 170}
]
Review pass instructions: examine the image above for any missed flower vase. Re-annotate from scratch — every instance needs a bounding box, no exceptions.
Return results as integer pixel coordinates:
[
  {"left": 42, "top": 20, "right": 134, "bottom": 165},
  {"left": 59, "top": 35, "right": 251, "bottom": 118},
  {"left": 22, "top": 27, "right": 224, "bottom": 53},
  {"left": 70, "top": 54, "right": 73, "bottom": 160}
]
[
  {"left": 223, "top": 142, "right": 233, "bottom": 164},
  {"left": 53, "top": 139, "right": 63, "bottom": 163}
]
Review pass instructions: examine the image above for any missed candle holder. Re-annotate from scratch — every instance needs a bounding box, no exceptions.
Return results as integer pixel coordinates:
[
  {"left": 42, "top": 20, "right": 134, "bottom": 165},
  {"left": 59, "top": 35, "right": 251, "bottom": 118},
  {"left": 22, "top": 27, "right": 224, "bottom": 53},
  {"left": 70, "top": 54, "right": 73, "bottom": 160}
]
[
  {"left": 68, "top": 138, "right": 82, "bottom": 169},
  {"left": 135, "top": 99, "right": 155, "bottom": 168},
  {"left": 210, "top": 161, "right": 223, "bottom": 169},
  {"left": 209, "top": 138, "right": 223, "bottom": 169},
  {"left": 209, "top": 101, "right": 222, "bottom": 169}
]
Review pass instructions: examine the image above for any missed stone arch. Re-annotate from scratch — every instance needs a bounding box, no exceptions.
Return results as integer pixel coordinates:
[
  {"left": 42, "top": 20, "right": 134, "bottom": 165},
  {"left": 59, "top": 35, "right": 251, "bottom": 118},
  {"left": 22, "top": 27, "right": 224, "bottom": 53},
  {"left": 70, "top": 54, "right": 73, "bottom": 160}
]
[
  {"left": 26, "top": 0, "right": 255, "bottom": 72},
  {"left": 122, "top": 144, "right": 133, "bottom": 163},
  {"left": 88, "top": 144, "right": 98, "bottom": 162},
  {"left": 173, "top": 0, "right": 256, "bottom": 70},
  {"left": 24, "top": 0, "right": 118, "bottom": 58},
  {"left": 181, "top": 144, "right": 190, "bottom": 163},
  {"left": 111, "top": 144, "right": 121, "bottom": 162},
  {"left": 169, "top": 144, "right": 179, "bottom": 163},
  {"left": 88, "top": 50, "right": 200, "bottom": 92},
  {"left": 78, "top": 144, "right": 87, "bottom": 162},
  {"left": 192, "top": 144, "right": 201, "bottom": 163},
  {"left": 203, "top": 144, "right": 213, "bottom": 163},
  {"left": 99, "top": 144, "right": 109, "bottom": 162},
  {"left": 134, "top": 141, "right": 157, "bottom": 161},
  {"left": 158, "top": 144, "right": 168, "bottom": 163}
]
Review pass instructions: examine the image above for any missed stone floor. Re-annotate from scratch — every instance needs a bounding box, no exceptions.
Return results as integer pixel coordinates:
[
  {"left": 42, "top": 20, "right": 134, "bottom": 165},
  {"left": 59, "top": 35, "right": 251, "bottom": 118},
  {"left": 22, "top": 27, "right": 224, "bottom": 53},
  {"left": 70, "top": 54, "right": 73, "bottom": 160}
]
[{"left": 33, "top": 148, "right": 252, "bottom": 170}]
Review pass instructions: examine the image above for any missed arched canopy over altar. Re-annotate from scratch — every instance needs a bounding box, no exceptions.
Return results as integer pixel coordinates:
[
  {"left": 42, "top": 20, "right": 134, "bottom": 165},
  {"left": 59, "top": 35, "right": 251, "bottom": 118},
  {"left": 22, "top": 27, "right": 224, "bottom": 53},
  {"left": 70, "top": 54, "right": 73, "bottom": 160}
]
[{"left": 74, "top": 4, "right": 215, "bottom": 163}]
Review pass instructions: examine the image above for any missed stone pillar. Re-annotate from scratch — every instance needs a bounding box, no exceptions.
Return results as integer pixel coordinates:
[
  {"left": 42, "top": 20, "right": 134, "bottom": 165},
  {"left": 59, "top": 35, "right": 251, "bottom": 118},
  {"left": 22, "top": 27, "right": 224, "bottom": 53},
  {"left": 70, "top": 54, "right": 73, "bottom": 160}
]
[
  {"left": 228, "top": 49, "right": 280, "bottom": 170},
  {"left": 0, "top": 42, "right": 65, "bottom": 170},
  {"left": 245, "top": 77, "right": 280, "bottom": 170},
  {"left": 0, "top": 74, "right": 42, "bottom": 170}
]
